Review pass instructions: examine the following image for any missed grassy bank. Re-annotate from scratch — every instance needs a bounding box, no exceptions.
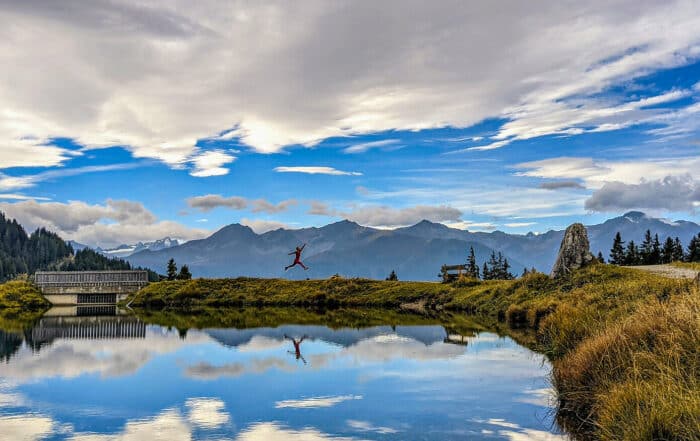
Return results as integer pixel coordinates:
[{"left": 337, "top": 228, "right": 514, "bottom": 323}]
[
  {"left": 0, "top": 280, "right": 50, "bottom": 332},
  {"left": 0, "top": 280, "right": 50, "bottom": 310},
  {"left": 128, "top": 264, "right": 699, "bottom": 440}
]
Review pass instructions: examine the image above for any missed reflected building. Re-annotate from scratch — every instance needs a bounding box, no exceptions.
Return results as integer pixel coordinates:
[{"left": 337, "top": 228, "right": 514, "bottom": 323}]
[{"left": 0, "top": 307, "right": 147, "bottom": 359}]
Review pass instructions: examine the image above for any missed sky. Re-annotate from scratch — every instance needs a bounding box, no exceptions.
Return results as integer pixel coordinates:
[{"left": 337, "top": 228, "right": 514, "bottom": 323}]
[{"left": 1, "top": 1, "right": 700, "bottom": 248}]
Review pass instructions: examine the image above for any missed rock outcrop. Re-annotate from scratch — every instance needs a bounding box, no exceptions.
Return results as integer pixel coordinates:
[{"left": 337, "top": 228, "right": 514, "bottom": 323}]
[{"left": 550, "top": 223, "right": 595, "bottom": 278}]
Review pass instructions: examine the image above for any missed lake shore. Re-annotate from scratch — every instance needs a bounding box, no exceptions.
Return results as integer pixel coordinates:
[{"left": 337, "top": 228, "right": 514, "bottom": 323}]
[
  {"left": 125, "top": 264, "right": 699, "bottom": 440},
  {"left": 1, "top": 263, "right": 698, "bottom": 439}
]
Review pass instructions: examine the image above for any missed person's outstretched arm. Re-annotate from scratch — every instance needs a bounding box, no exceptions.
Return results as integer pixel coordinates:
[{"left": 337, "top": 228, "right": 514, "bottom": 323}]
[
  {"left": 300, "top": 243, "right": 307, "bottom": 251},
  {"left": 288, "top": 250, "right": 295, "bottom": 255}
]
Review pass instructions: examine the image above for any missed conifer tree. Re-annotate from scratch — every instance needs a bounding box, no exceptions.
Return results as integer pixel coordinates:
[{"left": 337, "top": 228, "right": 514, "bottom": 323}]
[
  {"left": 624, "top": 240, "right": 640, "bottom": 265},
  {"left": 177, "top": 264, "right": 192, "bottom": 280},
  {"left": 641, "top": 229, "right": 654, "bottom": 264},
  {"left": 662, "top": 237, "right": 675, "bottom": 263},
  {"left": 386, "top": 270, "right": 398, "bottom": 281},
  {"left": 673, "top": 237, "right": 685, "bottom": 262},
  {"left": 650, "top": 234, "right": 661, "bottom": 264},
  {"left": 687, "top": 233, "right": 700, "bottom": 262},
  {"left": 597, "top": 251, "right": 605, "bottom": 263},
  {"left": 609, "top": 232, "right": 625, "bottom": 265},
  {"left": 482, "top": 262, "right": 490, "bottom": 281},
  {"left": 167, "top": 258, "right": 178, "bottom": 280},
  {"left": 466, "top": 246, "right": 480, "bottom": 279}
]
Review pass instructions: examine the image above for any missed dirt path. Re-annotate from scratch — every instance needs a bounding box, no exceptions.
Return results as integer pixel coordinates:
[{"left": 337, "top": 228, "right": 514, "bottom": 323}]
[{"left": 632, "top": 264, "right": 700, "bottom": 280}]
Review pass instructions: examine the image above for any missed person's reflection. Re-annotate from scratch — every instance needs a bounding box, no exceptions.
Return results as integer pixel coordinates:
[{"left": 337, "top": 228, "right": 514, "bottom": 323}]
[{"left": 284, "top": 334, "right": 308, "bottom": 365}]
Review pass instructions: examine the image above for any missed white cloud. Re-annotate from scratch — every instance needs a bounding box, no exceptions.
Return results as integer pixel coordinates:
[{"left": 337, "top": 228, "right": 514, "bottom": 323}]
[
  {"left": 483, "top": 419, "right": 567, "bottom": 441},
  {"left": 189, "top": 150, "right": 236, "bottom": 177},
  {"left": 307, "top": 203, "right": 462, "bottom": 227},
  {"left": 185, "top": 398, "right": 230, "bottom": 429},
  {"left": 0, "top": 163, "right": 146, "bottom": 191},
  {"left": 346, "top": 420, "right": 399, "bottom": 434},
  {"left": 187, "top": 194, "right": 247, "bottom": 212},
  {"left": 69, "top": 409, "right": 192, "bottom": 441},
  {"left": 236, "top": 422, "right": 357, "bottom": 441},
  {"left": 584, "top": 175, "right": 700, "bottom": 212},
  {"left": 343, "top": 139, "right": 400, "bottom": 154},
  {"left": 274, "top": 395, "right": 362, "bottom": 409},
  {"left": 1, "top": 1, "right": 700, "bottom": 165},
  {"left": 274, "top": 167, "right": 362, "bottom": 176},
  {"left": 186, "top": 194, "right": 297, "bottom": 214},
  {"left": 0, "top": 415, "right": 55, "bottom": 441},
  {"left": 240, "top": 218, "right": 289, "bottom": 233},
  {"left": 0, "top": 199, "right": 209, "bottom": 248},
  {"left": 515, "top": 156, "right": 700, "bottom": 189},
  {"left": 0, "top": 139, "right": 76, "bottom": 169},
  {"left": 0, "top": 193, "right": 51, "bottom": 201},
  {"left": 503, "top": 222, "right": 536, "bottom": 228}
]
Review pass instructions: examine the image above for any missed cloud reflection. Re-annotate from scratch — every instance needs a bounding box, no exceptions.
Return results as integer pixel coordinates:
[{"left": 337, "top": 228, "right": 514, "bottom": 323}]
[
  {"left": 0, "top": 330, "right": 212, "bottom": 380},
  {"left": 185, "top": 397, "right": 230, "bottom": 429},
  {"left": 275, "top": 395, "right": 362, "bottom": 409},
  {"left": 0, "top": 415, "right": 55, "bottom": 441},
  {"left": 486, "top": 419, "right": 568, "bottom": 441},
  {"left": 235, "top": 422, "right": 358, "bottom": 441}
]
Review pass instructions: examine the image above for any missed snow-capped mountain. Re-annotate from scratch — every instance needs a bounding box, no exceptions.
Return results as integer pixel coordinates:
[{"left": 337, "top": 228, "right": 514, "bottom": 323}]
[{"left": 99, "top": 238, "right": 181, "bottom": 259}]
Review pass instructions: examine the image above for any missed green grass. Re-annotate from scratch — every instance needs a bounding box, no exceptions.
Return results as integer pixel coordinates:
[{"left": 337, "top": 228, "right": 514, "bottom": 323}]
[
  {"left": 0, "top": 280, "right": 50, "bottom": 310},
  {"left": 127, "top": 276, "right": 453, "bottom": 308},
  {"left": 0, "top": 280, "right": 50, "bottom": 331}
]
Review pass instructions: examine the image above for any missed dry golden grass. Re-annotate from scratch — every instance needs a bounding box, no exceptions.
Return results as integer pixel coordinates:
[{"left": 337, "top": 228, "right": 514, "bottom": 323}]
[{"left": 553, "top": 293, "right": 700, "bottom": 440}]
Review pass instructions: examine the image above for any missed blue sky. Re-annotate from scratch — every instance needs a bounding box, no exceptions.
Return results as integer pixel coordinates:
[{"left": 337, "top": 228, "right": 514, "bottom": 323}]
[{"left": 1, "top": 1, "right": 700, "bottom": 247}]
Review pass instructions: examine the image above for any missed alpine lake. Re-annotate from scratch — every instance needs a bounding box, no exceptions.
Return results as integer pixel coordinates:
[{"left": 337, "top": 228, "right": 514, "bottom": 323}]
[{"left": 0, "top": 306, "right": 569, "bottom": 440}]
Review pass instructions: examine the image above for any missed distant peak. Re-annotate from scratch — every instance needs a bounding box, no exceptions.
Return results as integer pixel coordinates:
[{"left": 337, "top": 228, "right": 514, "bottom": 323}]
[
  {"left": 330, "top": 219, "right": 361, "bottom": 227},
  {"left": 623, "top": 211, "right": 646, "bottom": 219}
]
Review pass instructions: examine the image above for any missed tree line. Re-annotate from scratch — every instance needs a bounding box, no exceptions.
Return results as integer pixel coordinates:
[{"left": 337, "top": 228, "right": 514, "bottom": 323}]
[
  {"left": 461, "top": 247, "right": 515, "bottom": 280},
  {"left": 608, "top": 230, "right": 700, "bottom": 265},
  {"left": 0, "top": 213, "right": 73, "bottom": 282},
  {"left": 0, "top": 211, "right": 159, "bottom": 282},
  {"left": 166, "top": 258, "right": 192, "bottom": 280}
]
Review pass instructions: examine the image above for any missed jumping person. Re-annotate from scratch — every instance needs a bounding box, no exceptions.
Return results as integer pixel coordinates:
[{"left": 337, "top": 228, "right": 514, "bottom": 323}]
[
  {"left": 284, "top": 334, "right": 308, "bottom": 364},
  {"left": 285, "top": 243, "right": 309, "bottom": 271}
]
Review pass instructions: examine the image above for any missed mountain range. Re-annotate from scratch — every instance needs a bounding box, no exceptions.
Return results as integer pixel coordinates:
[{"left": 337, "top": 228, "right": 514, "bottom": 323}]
[
  {"left": 69, "top": 238, "right": 180, "bottom": 259},
  {"left": 126, "top": 211, "right": 700, "bottom": 281}
]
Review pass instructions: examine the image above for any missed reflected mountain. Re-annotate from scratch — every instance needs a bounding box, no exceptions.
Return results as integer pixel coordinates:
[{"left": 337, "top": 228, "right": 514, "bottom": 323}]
[
  {"left": 205, "top": 324, "right": 449, "bottom": 349},
  {"left": 0, "top": 307, "right": 565, "bottom": 440}
]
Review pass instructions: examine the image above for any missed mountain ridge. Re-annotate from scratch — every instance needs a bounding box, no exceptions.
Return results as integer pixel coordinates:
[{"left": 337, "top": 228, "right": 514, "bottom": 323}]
[{"left": 126, "top": 211, "right": 700, "bottom": 280}]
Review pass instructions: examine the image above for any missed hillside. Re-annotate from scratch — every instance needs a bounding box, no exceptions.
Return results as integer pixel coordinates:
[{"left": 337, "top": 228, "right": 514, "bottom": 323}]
[
  {"left": 127, "top": 212, "right": 700, "bottom": 280},
  {"left": 127, "top": 220, "right": 526, "bottom": 280},
  {"left": 0, "top": 213, "right": 73, "bottom": 282},
  {"left": 0, "top": 212, "right": 157, "bottom": 281}
]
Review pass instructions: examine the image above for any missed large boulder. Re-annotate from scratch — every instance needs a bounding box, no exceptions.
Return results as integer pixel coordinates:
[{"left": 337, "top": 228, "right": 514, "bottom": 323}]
[{"left": 551, "top": 223, "right": 595, "bottom": 278}]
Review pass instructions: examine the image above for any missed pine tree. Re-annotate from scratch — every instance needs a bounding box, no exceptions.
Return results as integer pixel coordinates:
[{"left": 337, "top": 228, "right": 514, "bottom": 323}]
[
  {"left": 687, "top": 234, "right": 700, "bottom": 262},
  {"left": 597, "top": 251, "right": 605, "bottom": 263},
  {"left": 167, "top": 258, "right": 178, "bottom": 280},
  {"left": 177, "top": 264, "right": 192, "bottom": 280},
  {"left": 466, "top": 246, "right": 480, "bottom": 279},
  {"left": 650, "top": 234, "right": 661, "bottom": 264},
  {"left": 661, "top": 237, "right": 675, "bottom": 264},
  {"left": 482, "top": 262, "right": 490, "bottom": 281},
  {"left": 609, "top": 232, "right": 625, "bottom": 265},
  {"left": 624, "top": 240, "right": 640, "bottom": 265},
  {"left": 673, "top": 237, "right": 685, "bottom": 262},
  {"left": 386, "top": 270, "right": 398, "bottom": 281},
  {"left": 641, "top": 229, "right": 654, "bottom": 264},
  {"left": 502, "top": 256, "right": 514, "bottom": 280}
]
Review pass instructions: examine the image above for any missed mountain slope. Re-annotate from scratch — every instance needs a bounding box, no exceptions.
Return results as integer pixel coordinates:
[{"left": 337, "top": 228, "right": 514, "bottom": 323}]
[
  {"left": 127, "top": 212, "right": 700, "bottom": 281},
  {"left": 127, "top": 220, "right": 524, "bottom": 280}
]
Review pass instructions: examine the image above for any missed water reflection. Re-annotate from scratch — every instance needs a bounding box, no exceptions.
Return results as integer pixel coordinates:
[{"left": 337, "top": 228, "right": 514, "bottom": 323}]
[{"left": 0, "top": 307, "right": 568, "bottom": 440}]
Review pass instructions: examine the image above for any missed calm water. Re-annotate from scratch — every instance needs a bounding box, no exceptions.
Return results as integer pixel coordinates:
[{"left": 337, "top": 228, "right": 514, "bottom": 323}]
[{"left": 0, "top": 307, "right": 567, "bottom": 440}]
